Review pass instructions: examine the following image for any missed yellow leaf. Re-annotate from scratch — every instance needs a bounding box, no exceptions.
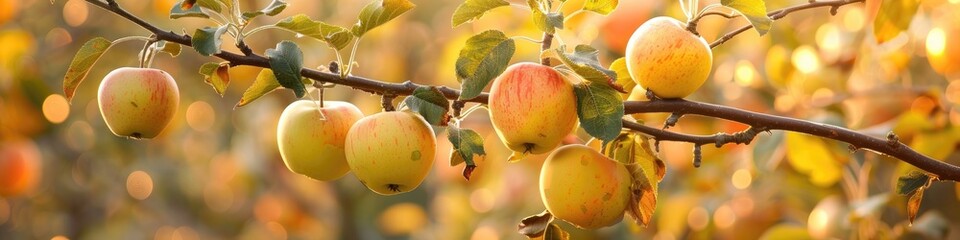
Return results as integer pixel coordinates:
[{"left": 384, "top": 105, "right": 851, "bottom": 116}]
[
  {"left": 907, "top": 188, "right": 924, "bottom": 225},
  {"left": 873, "top": 0, "right": 920, "bottom": 43},
  {"left": 589, "top": 132, "right": 665, "bottom": 226},
  {"left": 785, "top": 132, "right": 841, "bottom": 187},
  {"left": 910, "top": 128, "right": 960, "bottom": 161},
  {"left": 236, "top": 69, "right": 280, "bottom": 108}
]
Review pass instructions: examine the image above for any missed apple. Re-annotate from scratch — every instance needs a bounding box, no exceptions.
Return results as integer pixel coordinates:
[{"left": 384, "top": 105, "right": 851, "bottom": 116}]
[
  {"left": 345, "top": 111, "right": 436, "bottom": 195},
  {"left": 540, "top": 144, "right": 632, "bottom": 229},
  {"left": 625, "top": 16, "right": 713, "bottom": 99},
  {"left": 0, "top": 140, "right": 41, "bottom": 197},
  {"left": 277, "top": 100, "right": 364, "bottom": 181},
  {"left": 488, "top": 62, "right": 579, "bottom": 160},
  {"left": 98, "top": 67, "right": 180, "bottom": 139}
]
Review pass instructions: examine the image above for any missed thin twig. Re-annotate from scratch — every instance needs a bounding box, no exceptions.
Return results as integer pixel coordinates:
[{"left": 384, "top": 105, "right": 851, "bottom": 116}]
[{"left": 710, "top": 0, "right": 864, "bottom": 48}]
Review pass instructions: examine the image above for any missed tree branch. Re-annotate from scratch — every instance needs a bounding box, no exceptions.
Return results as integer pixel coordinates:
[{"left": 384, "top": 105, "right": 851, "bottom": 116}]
[
  {"left": 709, "top": 0, "right": 864, "bottom": 48},
  {"left": 80, "top": 0, "right": 960, "bottom": 181}
]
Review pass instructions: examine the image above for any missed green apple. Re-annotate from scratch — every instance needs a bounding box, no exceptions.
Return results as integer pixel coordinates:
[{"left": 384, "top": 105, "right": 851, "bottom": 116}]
[
  {"left": 488, "top": 62, "right": 579, "bottom": 161},
  {"left": 277, "top": 100, "right": 364, "bottom": 181},
  {"left": 345, "top": 111, "right": 436, "bottom": 195},
  {"left": 626, "top": 16, "right": 713, "bottom": 99},
  {"left": 540, "top": 144, "right": 632, "bottom": 229},
  {"left": 97, "top": 67, "right": 180, "bottom": 139}
]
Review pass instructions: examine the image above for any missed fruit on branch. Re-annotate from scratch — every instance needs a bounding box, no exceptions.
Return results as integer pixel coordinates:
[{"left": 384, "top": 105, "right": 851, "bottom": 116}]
[
  {"left": 488, "top": 63, "right": 578, "bottom": 160},
  {"left": 98, "top": 67, "right": 180, "bottom": 139},
  {"left": 345, "top": 111, "right": 436, "bottom": 195},
  {"left": 0, "top": 140, "right": 41, "bottom": 197},
  {"left": 625, "top": 16, "right": 713, "bottom": 99},
  {"left": 540, "top": 145, "right": 632, "bottom": 229},
  {"left": 277, "top": 100, "right": 364, "bottom": 181}
]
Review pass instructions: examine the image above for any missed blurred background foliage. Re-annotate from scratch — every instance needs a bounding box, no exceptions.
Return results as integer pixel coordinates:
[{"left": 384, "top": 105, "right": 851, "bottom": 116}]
[{"left": 1, "top": 0, "right": 960, "bottom": 239}]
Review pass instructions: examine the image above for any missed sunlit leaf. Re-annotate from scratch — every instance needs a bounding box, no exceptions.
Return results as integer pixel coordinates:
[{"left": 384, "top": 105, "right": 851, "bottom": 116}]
[
  {"left": 195, "top": 0, "right": 223, "bottom": 13},
  {"left": 403, "top": 86, "right": 450, "bottom": 126},
  {"left": 452, "top": 0, "right": 509, "bottom": 27},
  {"left": 448, "top": 126, "right": 485, "bottom": 180},
  {"left": 170, "top": 0, "right": 209, "bottom": 19},
  {"left": 720, "top": 0, "right": 773, "bottom": 35},
  {"left": 199, "top": 62, "right": 230, "bottom": 96},
  {"left": 909, "top": 129, "right": 960, "bottom": 161},
  {"left": 785, "top": 132, "right": 841, "bottom": 187},
  {"left": 528, "top": 0, "right": 563, "bottom": 34},
  {"left": 192, "top": 25, "right": 228, "bottom": 56},
  {"left": 897, "top": 171, "right": 931, "bottom": 196},
  {"left": 265, "top": 41, "right": 306, "bottom": 98},
  {"left": 157, "top": 40, "right": 182, "bottom": 57},
  {"left": 573, "top": 82, "right": 624, "bottom": 142},
  {"left": 242, "top": 0, "right": 288, "bottom": 20},
  {"left": 873, "top": 0, "right": 920, "bottom": 43},
  {"left": 63, "top": 37, "right": 111, "bottom": 102},
  {"left": 608, "top": 57, "right": 635, "bottom": 99},
  {"left": 583, "top": 0, "right": 618, "bottom": 15},
  {"left": 518, "top": 210, "right": 553, "bottom": 238},
  {"left": 759, "top": 224, "right": 812, "bottom": 240},
  {"left": 593, "top": 131, "right": 664, "bottom": 226},
  {"left": 275, "top": 14, "right": 353, "bottom": 50},
  {"left": 555, "top": 45, "right": 618, "bottom": 85},
  {"left": 236, "top": 69, "right": 281, "bottom": 107},
  {"left": 907, "top": 188, "right": 925, "bottom": 225},
  {"left": 351, "top": 0, "right": 416, "bottom": 37},
  {"left": 455, "top": 30, "right": 515, "bottom": 100}
]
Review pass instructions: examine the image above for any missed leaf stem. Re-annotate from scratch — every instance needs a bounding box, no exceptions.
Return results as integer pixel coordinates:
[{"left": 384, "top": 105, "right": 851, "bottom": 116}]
[{"left": 341, "top": 38, "right": 362, "bottom": 79}]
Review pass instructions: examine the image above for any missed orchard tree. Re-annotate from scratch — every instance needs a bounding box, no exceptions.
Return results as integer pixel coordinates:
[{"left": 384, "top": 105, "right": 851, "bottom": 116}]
[{"left": 38, "top": 0, "right": 960, "bottom": 238}]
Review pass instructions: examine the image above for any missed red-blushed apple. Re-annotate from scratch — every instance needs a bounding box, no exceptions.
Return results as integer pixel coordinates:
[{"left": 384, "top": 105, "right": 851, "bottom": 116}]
[
  {"left": 488, "top": 62, "right": 578, "bottom": 161},
  {"left": 277, "top": 100, "right": 364, "bottom": 181},
  {"left": 0, "top": 140, "right": 41, "bottom": 197},
  {"left": 344, "top": 111, "right": 436, "bottom": 195},
  {"left": 98, "top": 67, "right": 180, "bottom": 139},
  {"left": 540, "top": 144, "right": 632, "bottom": 229},
  {"left": 626, "top": 16, "right": 713, "bottom": 99}
]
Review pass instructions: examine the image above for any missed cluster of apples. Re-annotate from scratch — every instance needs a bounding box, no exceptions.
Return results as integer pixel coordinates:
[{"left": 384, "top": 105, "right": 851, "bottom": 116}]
[{"left": 276, "top": 100, "right": 436, "bottom": 195}]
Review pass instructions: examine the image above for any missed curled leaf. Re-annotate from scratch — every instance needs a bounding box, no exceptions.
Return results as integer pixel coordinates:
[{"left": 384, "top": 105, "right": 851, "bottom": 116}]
[
  {"left": 518, "top": 210, "right": 554, "bottom": 237},
  {"left": 63, "top": 37, "right": 111, "bottom": 102}
]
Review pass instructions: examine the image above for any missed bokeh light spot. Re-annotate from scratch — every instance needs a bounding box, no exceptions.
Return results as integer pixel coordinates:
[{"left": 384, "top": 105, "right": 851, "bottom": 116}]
[
  {"left": 732, "top": 169, "right": 752, "bottom": 190},
  {"left": 687, "top": 207, "right": 709, "bottom": 230},
  {"left": 713, "top": 205, "right": 736, "bottom": 229},
  {"left": 927, "top": 28, "right": 947, "bottom": 57},
  {"left": 186, "top": 101, "right": 216, "bottom": 132},
  {"left": 469, "top": 188, "right": 495, "bottom": 213},
  {"left": 126, "top": 171, "right": 154, "bottom": 200},
  {"left": 470, "top": 226, "right": 499, "bottom": 240},
  {"left": 734, "top": 60, "right": 756, "bottom": 87},
  {"left": 843, "top": 8, "right": 865, "bottom": 31},
  {"left": 63, "top": 0, "right": 89, "bottom": 27},
  {"left": 42, "top": 94, "right": 70, "bottom": 124},
  {"left": 378, "top": 203, "right": 427, "bottom": 236},
  {"left": 792, "top": 45, "right": 821, "bottom": 74}
]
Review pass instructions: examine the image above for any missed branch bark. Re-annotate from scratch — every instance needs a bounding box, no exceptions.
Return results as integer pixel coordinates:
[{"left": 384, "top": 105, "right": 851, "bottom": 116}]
[
  {"left": 79, "top": 0, "right": 960, "bottom": 181},
  {"left": 710, "top": 0, "right": 864, "bottom": 48}
]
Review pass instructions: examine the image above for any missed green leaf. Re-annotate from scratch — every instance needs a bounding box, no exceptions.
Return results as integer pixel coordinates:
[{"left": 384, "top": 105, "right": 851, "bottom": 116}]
[
  {"left": 199, "top": 62, "right": 230, "bottom": 96},
  {"left": 609, "top": 57, "right": 636, "bottom": 99},
  {"left": 275, "top": 14, "right": 354, "bottom": 50},
  {"left": 170, "top": 0, "right": 209, "bottom": 19},
  {"left": 448, "top": 126, "right": 485, "bottom": 166},
  {"left": 63, "top": 37, "right": 111, "bottom": 102},
  {"left": 873, "top": 0, "right": 920, "bottom": 44},
  {"left": 583, "top": 0, "right": 619, "bottom": 15},
  {"left": 156, "top": 40, "right": 182, "bottom": 57},
  {"left": 455, "top": 30, "right": 515, "bottom": 100},
  {"left": 555, "top": 45, "right": 617, "bottom": 84},
  {"left": 195, "top": 0, "right": 223, "bottom": 13},
  {"left": 720, "top": 0, "right": 773, "bottom": 36},
  {"left": 573, "top": 83, "right": 624, "bottom": 142},
  {"left": 517, "top": 210, "right": 554, "bottom": 238},
  {"left": 403, "top": 86, "right": 450, "bottom": 126},
  {"left": 236, "top": 69, "right": 281, "bottom": 107},
  {"left": 528, "top": 0, "right": 563, "bottom": 34},
  {"left": 451, "top": 0, "right": 509, "bottom": 27},
  {"left": 191, "top": 25, "right": 228, "bottom": 56},
  {"left": 897, "top": 171, "right": 931, "bottom": 196},
  {"left": 351, "top": 0, "right": 416, "bottom": 37},
  {"left": 543, "top": 223, "right": 570, "bottom": 240},
  {"left": 265, "top": 41, "right": 306, "bottom": 98},
  {"left": 242, "top": 0, "right": 288, "bottom": 20}
]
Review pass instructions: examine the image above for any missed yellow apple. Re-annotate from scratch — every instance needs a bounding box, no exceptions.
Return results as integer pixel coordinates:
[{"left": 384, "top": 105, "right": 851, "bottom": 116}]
[
  {"left": 345, "top": 111, "right": 436, "bottom": 195},
  {"left": 540, "top": 144, "right": 632, "bottom": 229},
  {"left": 488, "top": 62, "right": 578, "bottom": 160},
  {"left": 625, "top": 16, "right": 713, "bottom": 99},
  {"left": 98, "top": 67, "right": 180, "bottom": 139},
  {"left": 277, "top": 100, "right": 364, "bottom": 181},
  {"left": 0, "top": 140, "right": 41, "bottom": 197}
]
